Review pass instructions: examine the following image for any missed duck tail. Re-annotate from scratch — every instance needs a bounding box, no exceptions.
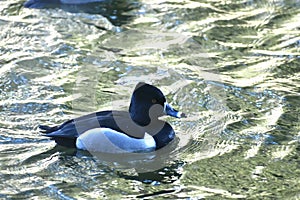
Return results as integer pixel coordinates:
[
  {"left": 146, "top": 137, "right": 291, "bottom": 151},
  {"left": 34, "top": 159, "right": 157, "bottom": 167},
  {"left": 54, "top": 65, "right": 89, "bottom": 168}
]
[
  {"left": 39, "top": 125, "right": 59, "bottom": 133},
  {"left": 39, "top": 124, "right": 77, "bottom": 148}
]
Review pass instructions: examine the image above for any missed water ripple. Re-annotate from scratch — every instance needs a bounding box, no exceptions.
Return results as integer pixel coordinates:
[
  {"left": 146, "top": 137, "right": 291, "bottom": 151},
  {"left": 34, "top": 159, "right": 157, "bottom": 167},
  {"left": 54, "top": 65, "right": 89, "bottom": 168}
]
[{"left": 0, "top": 0, "right": 299, "bottom": 199}]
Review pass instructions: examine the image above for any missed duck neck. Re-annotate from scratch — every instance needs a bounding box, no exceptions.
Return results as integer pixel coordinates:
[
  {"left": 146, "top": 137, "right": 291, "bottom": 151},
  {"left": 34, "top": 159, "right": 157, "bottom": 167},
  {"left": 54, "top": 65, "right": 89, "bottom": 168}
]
[{"left": 147, "top": 121, "right": 175, "bottom": 149}]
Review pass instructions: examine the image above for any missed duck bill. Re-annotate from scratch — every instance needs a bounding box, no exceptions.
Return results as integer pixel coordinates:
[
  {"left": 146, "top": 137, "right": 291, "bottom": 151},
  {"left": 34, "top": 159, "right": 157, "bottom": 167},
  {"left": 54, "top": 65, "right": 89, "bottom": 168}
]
[{"left": 164, "top": 103, "right": 186, "bottom": 118}]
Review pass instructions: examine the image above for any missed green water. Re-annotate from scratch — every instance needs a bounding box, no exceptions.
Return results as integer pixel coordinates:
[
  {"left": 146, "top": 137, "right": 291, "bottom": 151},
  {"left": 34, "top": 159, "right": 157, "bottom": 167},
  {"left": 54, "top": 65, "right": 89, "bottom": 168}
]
[{"left": 0, "top": 0, "right": 299, "bottom": 199}]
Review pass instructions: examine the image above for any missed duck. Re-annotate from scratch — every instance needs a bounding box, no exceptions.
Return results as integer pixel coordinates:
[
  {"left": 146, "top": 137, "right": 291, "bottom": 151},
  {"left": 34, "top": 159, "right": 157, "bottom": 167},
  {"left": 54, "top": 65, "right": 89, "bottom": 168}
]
[
  {"left": 40, "top": 82, "right": 186, "bottom": 153},
  {"left": 24, "top": 0, "right": 105, "bottom": 8}
]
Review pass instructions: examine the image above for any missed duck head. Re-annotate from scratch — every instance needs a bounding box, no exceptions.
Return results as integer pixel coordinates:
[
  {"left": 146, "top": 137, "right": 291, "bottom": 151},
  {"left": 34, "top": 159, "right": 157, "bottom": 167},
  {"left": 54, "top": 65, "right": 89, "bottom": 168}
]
[{"left": 129, "top": 82, "right": 186, "bottom": 126}]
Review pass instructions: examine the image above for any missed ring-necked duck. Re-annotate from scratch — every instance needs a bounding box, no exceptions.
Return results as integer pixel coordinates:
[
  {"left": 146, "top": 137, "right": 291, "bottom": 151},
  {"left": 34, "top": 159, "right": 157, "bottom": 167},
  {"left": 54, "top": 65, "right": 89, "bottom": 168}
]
[
  {"left": 40, "top": 82, "right": 186, "bottom": 153},
  {"left": 24, "top": 0, "right": 105, "bottom": 8}
]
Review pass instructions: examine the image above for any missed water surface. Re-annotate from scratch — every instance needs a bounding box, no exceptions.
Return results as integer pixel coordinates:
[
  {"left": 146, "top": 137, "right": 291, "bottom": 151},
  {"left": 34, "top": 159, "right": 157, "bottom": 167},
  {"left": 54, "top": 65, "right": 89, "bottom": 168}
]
[{"left": 0, "top": 0, "right": 299, "bottom": 199}]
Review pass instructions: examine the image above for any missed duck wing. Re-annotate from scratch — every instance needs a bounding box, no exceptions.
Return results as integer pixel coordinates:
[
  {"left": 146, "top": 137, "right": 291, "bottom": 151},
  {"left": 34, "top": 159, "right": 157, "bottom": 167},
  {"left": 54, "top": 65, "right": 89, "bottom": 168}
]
[{"left": 39, "top": 111, "right": 146, "bottom": 140}]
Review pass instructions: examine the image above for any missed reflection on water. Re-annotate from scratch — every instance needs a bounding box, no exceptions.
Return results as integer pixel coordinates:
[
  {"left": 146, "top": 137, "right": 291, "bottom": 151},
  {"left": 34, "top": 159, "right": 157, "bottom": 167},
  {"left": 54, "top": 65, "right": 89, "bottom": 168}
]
[{"left": 0, "top": 0, "right": 300, "bottom": 199}]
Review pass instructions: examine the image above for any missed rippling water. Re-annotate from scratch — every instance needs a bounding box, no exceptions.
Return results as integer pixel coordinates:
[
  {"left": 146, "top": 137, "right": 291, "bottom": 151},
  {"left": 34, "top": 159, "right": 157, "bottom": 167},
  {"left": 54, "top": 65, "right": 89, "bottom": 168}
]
[{"left": 1, "top": 0, "right": 299, "bottom": 199}]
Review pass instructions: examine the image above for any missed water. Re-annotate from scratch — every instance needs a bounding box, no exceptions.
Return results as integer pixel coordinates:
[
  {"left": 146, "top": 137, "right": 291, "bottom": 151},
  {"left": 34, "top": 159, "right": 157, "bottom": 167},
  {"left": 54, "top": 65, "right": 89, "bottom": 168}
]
[{"left": 1, "top": 0, "right": 299, "bottom": 199}]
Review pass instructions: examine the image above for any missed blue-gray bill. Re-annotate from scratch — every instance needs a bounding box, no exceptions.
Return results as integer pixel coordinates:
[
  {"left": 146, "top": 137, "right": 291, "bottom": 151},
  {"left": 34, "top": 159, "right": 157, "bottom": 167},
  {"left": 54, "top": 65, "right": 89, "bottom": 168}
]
[{"left": 164, "top": 103, "right": 186, "bottom": 118}]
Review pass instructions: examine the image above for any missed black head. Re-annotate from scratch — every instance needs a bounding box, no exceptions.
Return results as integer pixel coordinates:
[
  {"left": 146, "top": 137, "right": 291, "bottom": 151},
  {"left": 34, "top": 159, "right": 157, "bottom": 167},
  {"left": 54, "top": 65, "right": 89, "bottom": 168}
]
[{"left": 129, "top": 82, "right": 185, "bottom": 126}]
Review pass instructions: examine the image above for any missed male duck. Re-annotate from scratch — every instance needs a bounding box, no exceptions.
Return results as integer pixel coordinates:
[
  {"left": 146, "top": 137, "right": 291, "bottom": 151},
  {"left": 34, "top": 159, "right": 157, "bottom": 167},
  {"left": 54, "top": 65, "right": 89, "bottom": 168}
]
[
  {"left": 24, "top": 0, "right": 105, "bottom": 8},
  {"left": 40, "top": 82, "right": 186, "bottom": 153}
]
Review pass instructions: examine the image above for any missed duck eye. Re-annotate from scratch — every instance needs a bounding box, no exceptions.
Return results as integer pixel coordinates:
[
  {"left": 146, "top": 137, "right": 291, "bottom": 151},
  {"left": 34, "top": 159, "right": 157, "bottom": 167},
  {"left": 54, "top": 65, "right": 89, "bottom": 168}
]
[{"left": 151, "top": 98, "right": 157, "bottom": 104}]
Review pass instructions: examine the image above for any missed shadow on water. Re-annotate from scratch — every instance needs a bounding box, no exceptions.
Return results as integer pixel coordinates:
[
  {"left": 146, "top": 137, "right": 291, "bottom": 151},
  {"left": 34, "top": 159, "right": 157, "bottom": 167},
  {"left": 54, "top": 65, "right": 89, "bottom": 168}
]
[
  {"left": 23, "top": 0, "right": 141, "bottom": 26},
  {"left": 22, "top": 144, "right": 184, "bottom": 185}
]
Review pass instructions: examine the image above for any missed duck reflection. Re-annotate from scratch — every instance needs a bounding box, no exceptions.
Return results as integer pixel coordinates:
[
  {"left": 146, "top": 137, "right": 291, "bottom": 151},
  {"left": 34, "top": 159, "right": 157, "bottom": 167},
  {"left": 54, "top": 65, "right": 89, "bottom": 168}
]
[
  {"left": 24, "top": 0, "right": 141, "bottom": 26},
  {"left": 21, "top": 144, "right": 183, "bottom": 184}
]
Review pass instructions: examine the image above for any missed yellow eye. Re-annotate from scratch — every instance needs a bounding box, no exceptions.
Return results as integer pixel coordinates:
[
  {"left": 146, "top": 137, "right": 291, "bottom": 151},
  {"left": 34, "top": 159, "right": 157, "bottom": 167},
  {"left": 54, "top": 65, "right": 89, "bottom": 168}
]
[{"left": 152, "top": 98, "right": 157, "bottom": 104}]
